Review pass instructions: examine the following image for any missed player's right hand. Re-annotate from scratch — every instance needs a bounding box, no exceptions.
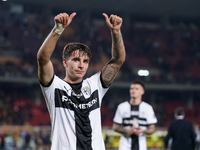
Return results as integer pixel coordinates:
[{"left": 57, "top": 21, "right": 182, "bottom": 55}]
[{"left": 54, "top": 12, "right": 76, "bottom": 28}]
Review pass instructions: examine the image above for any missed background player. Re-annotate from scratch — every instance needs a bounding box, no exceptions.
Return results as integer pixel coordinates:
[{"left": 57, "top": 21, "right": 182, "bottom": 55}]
[{"left": 113, "top": 80, "right": 157, "bottom": 150}]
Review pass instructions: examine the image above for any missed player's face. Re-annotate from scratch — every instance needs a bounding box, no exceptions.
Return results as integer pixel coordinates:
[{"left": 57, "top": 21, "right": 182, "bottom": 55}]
[
  {"left": 129, "top": 84, "right": 144, "bottom": 99},
  {"left": 63, "top": 50, "right": 90, "bottom": 83}
]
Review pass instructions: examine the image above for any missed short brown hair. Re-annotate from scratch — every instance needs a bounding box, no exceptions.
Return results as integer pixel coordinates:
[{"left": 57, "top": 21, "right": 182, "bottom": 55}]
[
  {"left": 62, "top": 42, "right": 92, "bottom": 60},
  {"left": 174, "top": 107, "right": 185, "bottom": 116},
  {"left": 131, "top": 80, "right": 145, "bottom": 90}
]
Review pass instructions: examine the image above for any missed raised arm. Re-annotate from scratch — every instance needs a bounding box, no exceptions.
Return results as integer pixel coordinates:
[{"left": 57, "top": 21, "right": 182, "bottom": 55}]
[
  {"left": 37, "top": 12, "right": 76, "bottom": 86},
  {"left": 101, "top": 13, "right": 126, "bottom": 87}
]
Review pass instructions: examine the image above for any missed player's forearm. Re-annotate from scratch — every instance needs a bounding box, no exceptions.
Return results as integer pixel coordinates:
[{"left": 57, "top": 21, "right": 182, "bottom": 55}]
[
  {"left": 37, "top": 30, "right": 60, "bottom": 64},
  {"left": 143, "top": 125, "right": 156, "bottom": 135},
  {"left": 101, "top": 30, "right": 125, "bottom": 86},
  {"left": 111, "top": 29, "right": 126, "bottom": 65},
  {"left": 113, "top": 124, "right": 127, "bottom": 134}
]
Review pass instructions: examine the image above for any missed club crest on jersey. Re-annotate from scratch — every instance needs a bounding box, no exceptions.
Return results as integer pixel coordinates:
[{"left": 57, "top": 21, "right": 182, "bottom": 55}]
[{"left": 82, "top": 86, "right": 91, "bottom": 95}]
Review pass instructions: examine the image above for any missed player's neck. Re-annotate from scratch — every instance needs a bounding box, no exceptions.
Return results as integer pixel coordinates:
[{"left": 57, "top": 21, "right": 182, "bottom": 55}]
[
  {"left": 63, "top": 77, "right": 83, "bottom": 84},
  {"left": 129, "top": 97, "right": 141, "bottom": 105}
]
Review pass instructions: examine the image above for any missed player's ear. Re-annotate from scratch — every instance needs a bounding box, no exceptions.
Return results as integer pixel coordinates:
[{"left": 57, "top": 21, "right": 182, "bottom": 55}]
[
  {"left": 141, "top": 89, "right": 145, "bottom": 95},
  {"left": 63, "top": 58, "right": 68, "bottom": 67}
]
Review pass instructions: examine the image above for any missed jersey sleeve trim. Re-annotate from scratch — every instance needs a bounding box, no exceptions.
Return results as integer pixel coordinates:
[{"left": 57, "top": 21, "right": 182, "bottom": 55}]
[
  {"left": 147, "top": 123, "right": 157, "bottom": 126},
  {"left": 113, "top": 121, "right": 122, "bottom": 125},
  {"left": 39, "top": 75, "right": 55, "bottom": 87}
]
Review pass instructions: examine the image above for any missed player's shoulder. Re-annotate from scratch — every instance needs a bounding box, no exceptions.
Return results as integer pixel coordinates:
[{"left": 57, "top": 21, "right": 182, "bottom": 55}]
[
  {"left": 54, "top": 75, "right": 62, "bottom": 81},
  {"left": 140, "top": 101, "right": 153, "bottom": 108},
  {"left": 83, "top": 72, "right": 101, "bottom": 86},
  {"left": 42, "top": 75, "right": 63, "bottom": 88},
  {"left": 54, "top": 75, "right": 67, "bottom": 85},
  {"left": 85, "top": 71, "right": 101, "bottom": 81},
  {"left": 118, "top": 101, "right": 129, "bottom": 108}
]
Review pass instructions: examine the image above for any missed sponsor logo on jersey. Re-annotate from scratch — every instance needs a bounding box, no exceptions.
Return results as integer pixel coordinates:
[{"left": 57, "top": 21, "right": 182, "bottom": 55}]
[
  {"left": 62, "top": 95, "right": 97, "bottom": 109},
  {"left": 55, "top": 88, "right": 99, "bottom": 111}
]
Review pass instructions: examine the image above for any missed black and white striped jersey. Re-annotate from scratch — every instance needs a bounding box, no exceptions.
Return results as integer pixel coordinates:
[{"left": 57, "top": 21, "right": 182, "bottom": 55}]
[
  {"left": 113, "top": 101, "right": 157, "bottom": 150},
  {"left": 40, "top": 72, "right": 109, "bottom": 150}
]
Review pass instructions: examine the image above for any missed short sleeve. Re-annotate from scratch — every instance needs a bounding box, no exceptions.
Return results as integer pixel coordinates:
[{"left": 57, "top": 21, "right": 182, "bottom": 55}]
[
  {"left": 113, "top": 105, "right": 123, "bottom": 125},
  {"left": 147, "top": 106, "right": 157, "bottom": 125}
]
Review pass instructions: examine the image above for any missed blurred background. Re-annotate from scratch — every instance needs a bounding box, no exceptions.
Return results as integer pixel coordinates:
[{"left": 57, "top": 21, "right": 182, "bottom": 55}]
[{"left": 0, "top": 0, "right": 200, "bottom": 149}]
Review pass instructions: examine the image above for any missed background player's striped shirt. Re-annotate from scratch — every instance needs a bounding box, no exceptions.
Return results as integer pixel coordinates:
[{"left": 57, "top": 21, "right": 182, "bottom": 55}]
[{"left": 113, "top": 101, "right": 157, "bottom": 150}]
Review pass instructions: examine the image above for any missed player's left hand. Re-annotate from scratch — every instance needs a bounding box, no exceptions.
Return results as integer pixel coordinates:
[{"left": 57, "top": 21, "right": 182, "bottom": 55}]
[
  {"left": 103, "top": 13, "right": 122, "bottom": 32},
  {"left": 54, "top": 12, "right": 76, "bottom": 28}
]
